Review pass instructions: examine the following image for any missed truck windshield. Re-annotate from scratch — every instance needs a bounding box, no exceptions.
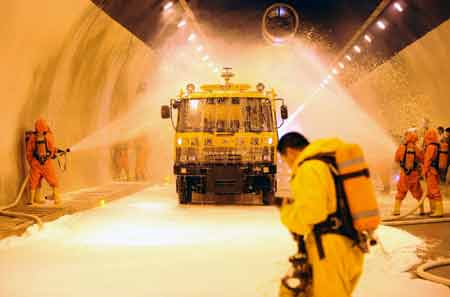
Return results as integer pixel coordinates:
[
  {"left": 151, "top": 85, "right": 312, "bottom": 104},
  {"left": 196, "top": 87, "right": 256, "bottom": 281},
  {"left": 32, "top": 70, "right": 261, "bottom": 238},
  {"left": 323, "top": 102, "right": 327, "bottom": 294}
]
[{"left": 177, "top": 97, "right": 274, "bottom": 133}]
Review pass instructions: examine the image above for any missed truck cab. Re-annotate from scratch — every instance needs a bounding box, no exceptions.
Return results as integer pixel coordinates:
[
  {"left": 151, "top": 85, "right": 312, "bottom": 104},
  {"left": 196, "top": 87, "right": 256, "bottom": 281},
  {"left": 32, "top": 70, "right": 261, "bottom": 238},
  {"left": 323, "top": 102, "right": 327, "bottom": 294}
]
[{"left": 161, "top": 68, "right": 288, "bottom": 204}]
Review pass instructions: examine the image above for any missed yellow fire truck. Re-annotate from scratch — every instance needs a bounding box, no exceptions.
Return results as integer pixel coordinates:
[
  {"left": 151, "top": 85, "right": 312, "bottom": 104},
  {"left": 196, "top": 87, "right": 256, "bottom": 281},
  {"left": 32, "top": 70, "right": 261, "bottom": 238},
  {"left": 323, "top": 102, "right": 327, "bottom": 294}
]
[{"left": 161, "top": 68, "right": 288, "bottom": 204}]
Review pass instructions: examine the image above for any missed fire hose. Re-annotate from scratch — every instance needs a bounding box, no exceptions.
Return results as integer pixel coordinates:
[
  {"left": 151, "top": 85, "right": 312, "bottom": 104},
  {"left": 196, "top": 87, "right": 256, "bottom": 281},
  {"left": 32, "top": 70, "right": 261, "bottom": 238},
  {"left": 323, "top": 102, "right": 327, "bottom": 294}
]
[
  {"left": 0, "top": 148, "right": 71, "bottom": 230},
  {"left": 382, "top": 196, "right": 450, "bottom": 226},
  {"left": 381, "top": 193, "right": 450, "bottom": 288},
  {"left": 0, "top": 175, "right": 43, "bottom": 229}
]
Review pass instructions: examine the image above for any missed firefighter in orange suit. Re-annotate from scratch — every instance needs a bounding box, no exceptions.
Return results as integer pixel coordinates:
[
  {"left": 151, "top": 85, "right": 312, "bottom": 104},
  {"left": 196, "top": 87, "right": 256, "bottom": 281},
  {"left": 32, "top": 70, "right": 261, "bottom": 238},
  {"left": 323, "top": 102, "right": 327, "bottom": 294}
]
[
  {"left": 26, "top": 118, "right": 61, "bottom": 205},
  {"left": 135, "top": 135, "right": 150, "bottom": 181},
  {"left": 423, "top": 129, "right": 444, "bottom": 217},
  {"left": 393, "top": 131, "right": 424, "bottom": 215}
]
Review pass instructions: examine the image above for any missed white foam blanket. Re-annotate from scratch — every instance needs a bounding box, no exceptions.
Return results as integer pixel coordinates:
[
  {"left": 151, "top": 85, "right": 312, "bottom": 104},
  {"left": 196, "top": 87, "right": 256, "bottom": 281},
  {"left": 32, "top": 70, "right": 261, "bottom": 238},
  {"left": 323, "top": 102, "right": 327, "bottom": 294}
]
[{"left": 0, "top": 185, "right": 448, "bottom": 297}]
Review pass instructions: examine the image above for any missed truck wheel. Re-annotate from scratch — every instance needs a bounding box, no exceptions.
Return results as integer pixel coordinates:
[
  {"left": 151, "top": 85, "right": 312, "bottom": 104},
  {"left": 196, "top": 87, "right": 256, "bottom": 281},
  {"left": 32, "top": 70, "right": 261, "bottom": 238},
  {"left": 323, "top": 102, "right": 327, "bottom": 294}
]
[
  {"left": 262, "top": 191, "right": 274, "bottom": 205},
  {"left": 178, "top": 179, "right": 192, "bottom": 204}
]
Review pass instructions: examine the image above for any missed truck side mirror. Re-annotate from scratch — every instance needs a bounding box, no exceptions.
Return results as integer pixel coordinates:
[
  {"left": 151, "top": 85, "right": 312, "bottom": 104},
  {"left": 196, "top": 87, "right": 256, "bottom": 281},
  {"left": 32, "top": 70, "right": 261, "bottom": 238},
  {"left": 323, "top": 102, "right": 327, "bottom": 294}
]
[
  {"left": 161, "top": 105, "right": 171, "bottom": 119},
  {"left": 281, "top": 105, "right": 288, "bottom": 120}
]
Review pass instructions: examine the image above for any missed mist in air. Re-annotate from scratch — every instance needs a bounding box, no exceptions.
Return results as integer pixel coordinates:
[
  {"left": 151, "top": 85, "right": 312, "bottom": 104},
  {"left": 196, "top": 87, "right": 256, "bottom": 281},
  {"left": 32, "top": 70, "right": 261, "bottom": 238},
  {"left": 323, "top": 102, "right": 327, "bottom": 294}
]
[{"left": 68, "top": 6, "right": 396, "bottom": 187}]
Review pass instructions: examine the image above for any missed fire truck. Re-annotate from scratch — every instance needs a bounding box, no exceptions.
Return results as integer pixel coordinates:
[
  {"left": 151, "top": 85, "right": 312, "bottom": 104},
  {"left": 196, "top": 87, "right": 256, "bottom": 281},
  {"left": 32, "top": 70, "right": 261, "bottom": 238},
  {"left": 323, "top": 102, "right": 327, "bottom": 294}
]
[{"left": 161, "top": 68, "right": 288, "bottom": 204}]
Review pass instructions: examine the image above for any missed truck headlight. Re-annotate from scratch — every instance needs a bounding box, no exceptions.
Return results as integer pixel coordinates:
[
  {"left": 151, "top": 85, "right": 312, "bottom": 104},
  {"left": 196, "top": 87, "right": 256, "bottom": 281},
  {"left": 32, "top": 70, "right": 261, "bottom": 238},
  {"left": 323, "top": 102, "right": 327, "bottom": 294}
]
[
  {"left": 267, "top": 137, "right": 273, "bottom": 145},
  {"left": 177, "top": 138, "right": 183, "bottom": 145}
]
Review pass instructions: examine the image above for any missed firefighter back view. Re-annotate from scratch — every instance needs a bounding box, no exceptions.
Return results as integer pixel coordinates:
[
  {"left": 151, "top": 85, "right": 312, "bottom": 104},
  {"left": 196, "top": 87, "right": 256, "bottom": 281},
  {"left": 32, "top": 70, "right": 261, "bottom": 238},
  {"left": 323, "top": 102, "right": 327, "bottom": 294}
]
[
  {"left": 393, "top": 130, "right": 424, "bottom": 215},
  {"left": 26, "top": 118, "right": 61, "bottom": 205},
  {"left": 423, "top": 128, "right": 446, "bottom": 217},
  {"left": 276, "top": 132, "right": 378, "bottom": 297}
]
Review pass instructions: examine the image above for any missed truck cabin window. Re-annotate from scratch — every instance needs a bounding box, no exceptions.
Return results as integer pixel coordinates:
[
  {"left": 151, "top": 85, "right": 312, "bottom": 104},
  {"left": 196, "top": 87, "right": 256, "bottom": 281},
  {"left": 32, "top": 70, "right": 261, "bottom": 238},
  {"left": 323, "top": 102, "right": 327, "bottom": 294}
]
[{"left": 177, "top": 98, "right": 273, "bottom": 133}]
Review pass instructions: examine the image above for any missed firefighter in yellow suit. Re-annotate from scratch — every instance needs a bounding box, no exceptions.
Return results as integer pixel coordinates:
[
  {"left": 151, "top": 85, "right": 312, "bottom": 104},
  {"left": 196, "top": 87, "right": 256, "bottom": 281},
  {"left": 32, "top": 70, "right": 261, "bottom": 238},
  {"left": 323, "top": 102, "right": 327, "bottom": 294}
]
[{"left": 277, "top": 132, "right": 364, "bottom": 297}]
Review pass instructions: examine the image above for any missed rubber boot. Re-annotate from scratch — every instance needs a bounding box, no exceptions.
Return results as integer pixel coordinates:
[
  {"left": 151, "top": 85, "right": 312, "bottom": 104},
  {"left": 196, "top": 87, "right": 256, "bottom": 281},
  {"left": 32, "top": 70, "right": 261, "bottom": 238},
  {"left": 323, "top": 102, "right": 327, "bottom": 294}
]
[
  {"left": 28, "top": 190, "right": 36, "bottom": 205},
  {"left": 392, "top": 200, "right": 401, "bottom": 216},
  {"left": 418, "top": 203, "right": 425, "bottom": 216},
  {"left": 34, "top": 187, "right": 45, "bottom": 204},
  {"left": 430, "top": 200, "right": 444, "bottom": 217},
  {"left": 429, "top": 199, "right": 436, "bottom": 216},
  {"left": 53, "top": 188, "right": 62, "bottom": 205}
]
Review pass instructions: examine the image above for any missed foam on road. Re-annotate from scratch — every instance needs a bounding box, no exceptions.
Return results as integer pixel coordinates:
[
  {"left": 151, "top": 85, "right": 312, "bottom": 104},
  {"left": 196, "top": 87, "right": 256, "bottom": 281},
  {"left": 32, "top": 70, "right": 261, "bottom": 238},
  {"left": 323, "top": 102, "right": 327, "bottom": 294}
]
[{"left": 0, "top": 185, "right": 448, "bottom": 297}]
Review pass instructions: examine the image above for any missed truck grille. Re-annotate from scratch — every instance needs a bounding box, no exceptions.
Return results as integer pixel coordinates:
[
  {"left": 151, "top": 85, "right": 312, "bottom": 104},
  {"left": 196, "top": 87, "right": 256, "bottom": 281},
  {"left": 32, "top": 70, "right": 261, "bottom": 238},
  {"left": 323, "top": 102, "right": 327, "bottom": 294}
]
[
  {"left": 176, "top": 146, "right": 273, "bottom": 163},
  {"left": 204, "top": 147, "right": 242, "bottom": 163}
]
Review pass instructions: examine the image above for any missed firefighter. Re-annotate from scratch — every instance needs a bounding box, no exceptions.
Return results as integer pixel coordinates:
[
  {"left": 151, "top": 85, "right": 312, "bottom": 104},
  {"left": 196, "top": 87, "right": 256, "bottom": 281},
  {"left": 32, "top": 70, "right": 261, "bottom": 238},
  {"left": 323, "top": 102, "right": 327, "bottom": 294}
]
[
  {"left": 445, "top": 127, "right": 450, "bottom": 144},
  {"left": 26, "top": 118, "right": 61, "bottom": 205},
  {"left": 114, "top": 142, "right": 130, "bottom": 181},
  {"left": 134, "top": 134, "right": 150, "bottom": 181},
  {"left": 277, "top": 132, "right": 364, "bottom": 297},
  {"left": 423, "top": 129, "right": 444, "bottom": 217},
  {"left": 393, "top": 131, "right": 424, "bottom": 215},
  {"left": 437, "top": 126, "right": 445, "bottom": 142},
  {"left": 445, "top": 128, "right": 450, "bottom": 189}
]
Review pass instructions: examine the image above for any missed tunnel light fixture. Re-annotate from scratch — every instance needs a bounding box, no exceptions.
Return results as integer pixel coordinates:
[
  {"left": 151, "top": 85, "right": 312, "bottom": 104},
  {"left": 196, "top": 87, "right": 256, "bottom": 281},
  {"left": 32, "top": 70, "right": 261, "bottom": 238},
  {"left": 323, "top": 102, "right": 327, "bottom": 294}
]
[
  {"left": 177, "top": 20, "right": 187, "bottom": 28},
  {"left": 213, "top": 67, "right": 219, "bottom": 73},
  {"left": 394, "top": 2, "right": 403, "bottom": 12},
  {"left": 345, "top": 55, "right": 352, "bottom": 61},
  {"left": 338, "top": 62, "right": 345, "bottom": 69},
  {"left": 332, "top": 68, "right": 338, "bottom": 75},
  {"left": 364, "top": 34, "right": 372, "bottom": 43},
  {"left": 202, "top": 55, "right": 209, "bottom": 61},
  {"left": 327, "top": 74, "right": 332, "bottom": 80},
  {"left": 188, "top": 33, "right": 196, "bottom": 42},
  {"left": 196, "top": 45, "right": 203, "bottom": 52},
  {"left": 163, "top": 2, "right": 173, "bottom": 11},
  {"left": 354, "top": 45, "right": 362, "bottom": 53},
  {"left": 377, "top": 20, "right": 386, "bottom": 30},
  {"left": 323, "top": 79, "right": 329, "bottom": 85},
  {"left": 208, "top": 62, "right": 214, "bottom": 68}
]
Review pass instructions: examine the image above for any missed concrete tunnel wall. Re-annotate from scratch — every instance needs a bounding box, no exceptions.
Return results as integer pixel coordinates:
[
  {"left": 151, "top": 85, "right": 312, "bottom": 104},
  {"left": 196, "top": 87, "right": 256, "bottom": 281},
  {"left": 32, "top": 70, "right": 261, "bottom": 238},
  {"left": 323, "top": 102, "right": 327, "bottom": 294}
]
[
  {"left": 0, "top": 0, "right": 154, "bottom": 206},
  {"left": 346, "top": 19, "right": 450, "bottom": 189},
  {"left": 350, "top": 19, "right": 450, "bottom": 142},
  {"left": 1, "top": 1, "right": 448, "bottom": 206}
]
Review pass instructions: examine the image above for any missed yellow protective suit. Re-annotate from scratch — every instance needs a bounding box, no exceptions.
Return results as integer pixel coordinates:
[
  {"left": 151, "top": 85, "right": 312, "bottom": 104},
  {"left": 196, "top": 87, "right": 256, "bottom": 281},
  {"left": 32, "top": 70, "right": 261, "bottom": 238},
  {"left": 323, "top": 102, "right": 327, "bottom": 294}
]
[{"left": 280, "top": 138, "right": 364, "bottom": 297}]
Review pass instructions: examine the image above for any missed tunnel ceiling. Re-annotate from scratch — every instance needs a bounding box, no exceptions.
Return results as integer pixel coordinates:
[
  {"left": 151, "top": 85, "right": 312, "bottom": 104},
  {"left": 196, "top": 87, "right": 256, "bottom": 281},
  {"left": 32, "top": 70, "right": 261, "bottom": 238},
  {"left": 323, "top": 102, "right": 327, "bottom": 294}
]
[{"left": 91, "top": 0, "right": 449, "bottom": 65}]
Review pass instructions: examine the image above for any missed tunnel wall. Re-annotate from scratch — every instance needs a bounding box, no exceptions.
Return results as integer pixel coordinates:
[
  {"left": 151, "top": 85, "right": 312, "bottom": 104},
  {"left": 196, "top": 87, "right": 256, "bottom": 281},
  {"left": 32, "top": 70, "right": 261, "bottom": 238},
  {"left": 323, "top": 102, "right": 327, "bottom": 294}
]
[
  {"left": 349, "top": 19, "right": 450, "bottom": 142},
  {"left": 0, "top": 0, "right": 153, "bottom": 206}
]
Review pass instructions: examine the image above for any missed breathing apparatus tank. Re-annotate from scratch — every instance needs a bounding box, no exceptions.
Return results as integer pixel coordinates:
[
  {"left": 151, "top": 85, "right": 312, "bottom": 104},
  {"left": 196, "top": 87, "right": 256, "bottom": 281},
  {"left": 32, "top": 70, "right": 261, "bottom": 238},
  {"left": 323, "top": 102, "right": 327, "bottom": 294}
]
[
  {"left": 438, "top": 142, "right": 448, "bottom": 171},
  {"left": 335, "top": 143, "right": 380, "bottom": 234},
  {"left": 24, "top": 131, "right": 71, "bottom": 170},
  {"left": 398, "top": 143, "right": 418, "bottom": 174}
]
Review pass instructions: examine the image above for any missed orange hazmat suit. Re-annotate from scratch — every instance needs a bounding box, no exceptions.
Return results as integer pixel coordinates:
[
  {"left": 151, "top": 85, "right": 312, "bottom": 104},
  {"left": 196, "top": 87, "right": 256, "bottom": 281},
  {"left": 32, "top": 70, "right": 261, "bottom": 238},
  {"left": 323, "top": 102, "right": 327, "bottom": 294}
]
[
  {"left": 395, "top": 132, "right": 423, "bottom": 201},
  {"left": 135, "top": 136, "right": 150, "bottom": 181},
  {"left": 26, "top": 119, "right": 58, "bottom": 190},
  {"left": 423, "top": 129, "right": 442, "bottom": 200}
]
